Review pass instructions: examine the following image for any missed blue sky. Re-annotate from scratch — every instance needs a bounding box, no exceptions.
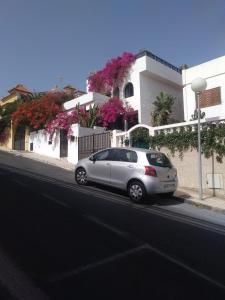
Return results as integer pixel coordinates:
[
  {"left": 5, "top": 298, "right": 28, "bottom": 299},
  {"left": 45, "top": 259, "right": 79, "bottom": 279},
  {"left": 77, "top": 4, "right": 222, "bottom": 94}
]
[{"left": 0, "top": 0, "right": 225, "bottom": 97}]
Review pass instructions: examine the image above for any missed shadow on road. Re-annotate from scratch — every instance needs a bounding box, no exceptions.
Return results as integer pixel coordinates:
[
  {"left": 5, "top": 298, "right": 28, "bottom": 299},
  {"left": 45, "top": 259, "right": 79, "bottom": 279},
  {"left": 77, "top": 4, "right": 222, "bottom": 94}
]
[{"left": 87, "top": 182, "right": 185, "bottom": 207}]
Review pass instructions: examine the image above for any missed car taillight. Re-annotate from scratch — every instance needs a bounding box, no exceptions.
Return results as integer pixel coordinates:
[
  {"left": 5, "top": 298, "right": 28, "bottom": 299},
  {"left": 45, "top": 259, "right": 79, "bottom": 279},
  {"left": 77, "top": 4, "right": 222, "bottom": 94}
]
[{"left": 145, "top": 166, "right": 157, "bottom": 177}]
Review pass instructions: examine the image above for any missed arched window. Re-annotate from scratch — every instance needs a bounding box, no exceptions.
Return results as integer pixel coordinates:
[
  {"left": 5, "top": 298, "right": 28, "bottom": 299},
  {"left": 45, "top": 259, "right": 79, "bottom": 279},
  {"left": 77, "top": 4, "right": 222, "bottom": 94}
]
[
  {"left": 124, "top": 82, "right": 134, "bottom": 98},
  {"left": 113, "top": 87, "right": 120, "bottom": 97}
]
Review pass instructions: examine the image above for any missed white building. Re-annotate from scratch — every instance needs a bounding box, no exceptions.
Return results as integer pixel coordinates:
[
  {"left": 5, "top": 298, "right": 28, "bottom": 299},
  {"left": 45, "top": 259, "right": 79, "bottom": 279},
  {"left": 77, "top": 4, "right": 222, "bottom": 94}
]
[
  {"left": 64, "top": 50, "right": 184, "bottom": 125},
  {"left": 118, "top": 50, "right": 184, "bottom": 125},
  {"left": 182, "top": 55, "right": 225, "bottom": 121},
  {"left": 63, "top": 91, "right": 109, "bottom": 111}
]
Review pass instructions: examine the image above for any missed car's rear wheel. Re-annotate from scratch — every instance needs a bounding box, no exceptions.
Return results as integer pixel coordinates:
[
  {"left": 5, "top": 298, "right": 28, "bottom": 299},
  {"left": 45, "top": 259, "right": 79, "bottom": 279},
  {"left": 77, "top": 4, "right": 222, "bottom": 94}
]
[
  {"left": 128, "top": 180, "right": 146, "bottom": 203},
  {"left": 75, "top": 167, "right": 88, "bottom": 185}
]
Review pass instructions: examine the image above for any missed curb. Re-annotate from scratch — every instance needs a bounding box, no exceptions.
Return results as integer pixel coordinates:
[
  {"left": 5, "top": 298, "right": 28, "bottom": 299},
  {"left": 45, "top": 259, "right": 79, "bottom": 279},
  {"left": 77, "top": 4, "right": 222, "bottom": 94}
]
[{"left": 176, "top": 191, "right": 225, "bottom": 214}]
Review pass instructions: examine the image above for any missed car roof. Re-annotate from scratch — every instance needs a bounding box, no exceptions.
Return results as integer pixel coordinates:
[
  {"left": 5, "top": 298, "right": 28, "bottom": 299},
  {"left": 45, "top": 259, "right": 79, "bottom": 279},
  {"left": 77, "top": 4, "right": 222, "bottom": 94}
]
[{"left": 106, "top": 147, "right": 160, "bottom": 154}]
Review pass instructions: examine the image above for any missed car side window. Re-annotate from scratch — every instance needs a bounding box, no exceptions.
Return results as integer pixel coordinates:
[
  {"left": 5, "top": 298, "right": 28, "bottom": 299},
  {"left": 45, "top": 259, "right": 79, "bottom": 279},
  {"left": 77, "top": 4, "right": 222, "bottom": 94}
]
[
  {"left": 115, "top": 149, "right": 137, "bottom": 163},
  {"left": 126, "top": 150, "right": 138, "bottom": 163},
  {"left": 93, "top": 149, "right": 114, "bottom": 161}
]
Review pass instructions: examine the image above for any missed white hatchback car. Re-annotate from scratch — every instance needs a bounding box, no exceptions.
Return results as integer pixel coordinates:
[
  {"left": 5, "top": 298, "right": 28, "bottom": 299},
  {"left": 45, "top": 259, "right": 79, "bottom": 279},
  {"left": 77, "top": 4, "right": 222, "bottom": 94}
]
[{"left": 75, "top": 147, "right": 178, "bottom": 203}]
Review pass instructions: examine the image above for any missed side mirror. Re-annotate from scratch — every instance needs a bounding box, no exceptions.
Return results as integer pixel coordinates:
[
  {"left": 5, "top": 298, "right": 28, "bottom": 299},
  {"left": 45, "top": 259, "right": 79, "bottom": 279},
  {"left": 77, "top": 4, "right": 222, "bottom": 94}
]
[{"left": 89, "top": 155, "right": 96, "bottom": 163}]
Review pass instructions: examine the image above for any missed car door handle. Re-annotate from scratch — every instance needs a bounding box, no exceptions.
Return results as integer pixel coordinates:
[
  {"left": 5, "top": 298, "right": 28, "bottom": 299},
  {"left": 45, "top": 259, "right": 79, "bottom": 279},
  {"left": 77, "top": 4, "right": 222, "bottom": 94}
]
[
  {"left": 106, "top": 163, "right": 111, "bottom": 166},
  {"left": 127, "top": 165, "right": 134, "bottom": 168}
]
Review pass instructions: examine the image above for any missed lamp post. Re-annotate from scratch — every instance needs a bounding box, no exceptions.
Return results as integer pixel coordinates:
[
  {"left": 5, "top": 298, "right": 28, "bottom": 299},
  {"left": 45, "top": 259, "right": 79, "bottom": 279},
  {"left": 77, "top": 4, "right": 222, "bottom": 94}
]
[{"left": 191, "top": 77, "right": 207, "bottom": 200}]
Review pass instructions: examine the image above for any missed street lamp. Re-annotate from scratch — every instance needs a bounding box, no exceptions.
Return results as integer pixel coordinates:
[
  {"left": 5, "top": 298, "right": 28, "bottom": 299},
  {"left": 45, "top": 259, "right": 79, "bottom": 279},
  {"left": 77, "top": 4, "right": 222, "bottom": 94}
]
[{"left": 191, "top": 77, "right": 207, "bottom": 200}]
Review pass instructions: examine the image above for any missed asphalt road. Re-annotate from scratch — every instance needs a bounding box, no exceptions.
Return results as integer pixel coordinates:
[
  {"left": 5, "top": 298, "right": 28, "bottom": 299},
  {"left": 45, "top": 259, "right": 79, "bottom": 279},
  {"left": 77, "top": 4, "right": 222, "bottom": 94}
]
[{"left": 0, "top": 150, "right": 225, "bottom": 299}]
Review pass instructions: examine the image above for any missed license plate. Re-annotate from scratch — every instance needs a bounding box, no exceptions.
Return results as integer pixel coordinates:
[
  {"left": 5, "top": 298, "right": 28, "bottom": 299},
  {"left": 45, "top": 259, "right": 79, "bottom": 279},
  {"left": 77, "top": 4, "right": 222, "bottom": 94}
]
[{"left": 164, "top": 183, "right": 175, "bottom": 189}]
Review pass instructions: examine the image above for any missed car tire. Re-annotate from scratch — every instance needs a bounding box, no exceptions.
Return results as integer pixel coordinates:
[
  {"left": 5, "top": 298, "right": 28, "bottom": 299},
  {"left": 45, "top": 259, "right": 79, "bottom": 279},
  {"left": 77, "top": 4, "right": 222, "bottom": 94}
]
[
  {"left": 128, "top": 180, "right": 146, "bottom": 203},
  {"left": 75, "top": 167, "right": 88, "bottom": 185}
]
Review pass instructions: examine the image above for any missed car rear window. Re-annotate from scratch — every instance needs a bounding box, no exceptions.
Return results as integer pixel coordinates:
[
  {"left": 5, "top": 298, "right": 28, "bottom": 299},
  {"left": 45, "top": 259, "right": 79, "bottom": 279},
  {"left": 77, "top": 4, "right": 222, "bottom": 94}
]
[{"left": 146, "top": 153, "right": 172, "bottom": 168}]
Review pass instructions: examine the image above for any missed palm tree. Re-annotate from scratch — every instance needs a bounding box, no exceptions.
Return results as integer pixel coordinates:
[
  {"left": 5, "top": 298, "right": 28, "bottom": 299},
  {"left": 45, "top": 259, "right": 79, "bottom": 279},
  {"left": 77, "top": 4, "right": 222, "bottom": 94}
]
[{"left": 151, "top": 92, "right": 175, "bottom": 126}]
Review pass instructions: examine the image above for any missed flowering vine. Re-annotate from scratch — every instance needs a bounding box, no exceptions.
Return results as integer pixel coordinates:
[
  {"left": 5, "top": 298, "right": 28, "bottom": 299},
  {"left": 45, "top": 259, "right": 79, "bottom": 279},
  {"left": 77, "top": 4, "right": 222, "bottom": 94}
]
[
  {"left": 98, "top": 97, "right": 137, "bottom": 129},
  {"left": 45, "top": 97, "right": 137, "bottom": 142},
  {"left": 45, "top": 110, "right": 78, "bottom": 141},
  {"left": 88, "top": 52, "right": 135, "bottom": 95},
  {"left": 98, "top": 97, "right": 126, "bottom": 127},
  {"left": 45, "top": 104, "right": 101, "bottom": 141},
  {"left": 12, "top": 91, "right": 65, "bottom": 130}
]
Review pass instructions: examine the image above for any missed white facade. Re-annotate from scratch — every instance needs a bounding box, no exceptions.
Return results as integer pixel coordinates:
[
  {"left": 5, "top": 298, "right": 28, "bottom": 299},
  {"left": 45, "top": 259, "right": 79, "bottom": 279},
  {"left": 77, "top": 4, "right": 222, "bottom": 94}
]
[
  {"left": 29, "top": 125, "right": 106, "bottom": 165},
  {"left": 63, "top": 51, "right": 184, "bottom": 126},
  {"left": 182, "top": 55, "right": 225, "bottom": 121},
  {"left": 29, "top": 130, "right": 60, "bottom": 158},
  {"left": 63, "top": 92, "right": 109, "bottom": 111},
  {"left": 118, "top": 51, "right": 184, "bottom": 125}
]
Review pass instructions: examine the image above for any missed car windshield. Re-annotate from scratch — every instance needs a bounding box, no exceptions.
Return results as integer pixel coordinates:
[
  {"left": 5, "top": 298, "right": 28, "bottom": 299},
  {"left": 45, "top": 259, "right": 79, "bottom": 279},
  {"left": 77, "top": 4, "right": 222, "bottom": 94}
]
[{"left": 146, "top": 152, "right": 172, "bottom": 168}]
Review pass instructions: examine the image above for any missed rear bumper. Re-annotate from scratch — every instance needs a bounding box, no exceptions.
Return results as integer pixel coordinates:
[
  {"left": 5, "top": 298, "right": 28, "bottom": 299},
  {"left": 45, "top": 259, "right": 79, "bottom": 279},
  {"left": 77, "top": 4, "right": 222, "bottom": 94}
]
[{"left": 141, "top": 176, "right": 178, "bottom": 195}]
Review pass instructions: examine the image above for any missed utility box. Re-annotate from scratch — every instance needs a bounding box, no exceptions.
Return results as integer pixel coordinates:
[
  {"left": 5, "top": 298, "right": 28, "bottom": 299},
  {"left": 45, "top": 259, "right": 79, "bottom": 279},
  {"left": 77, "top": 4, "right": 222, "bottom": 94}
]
[{"left": 206, "top": 173, "right": 223, "bottom": 189}]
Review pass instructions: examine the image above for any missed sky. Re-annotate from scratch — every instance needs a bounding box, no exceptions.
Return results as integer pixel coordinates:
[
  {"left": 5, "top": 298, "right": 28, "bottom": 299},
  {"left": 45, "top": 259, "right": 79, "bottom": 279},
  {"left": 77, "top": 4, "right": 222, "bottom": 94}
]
[{"left": 0, "top": 0, "right": 225, "bottom": 97}]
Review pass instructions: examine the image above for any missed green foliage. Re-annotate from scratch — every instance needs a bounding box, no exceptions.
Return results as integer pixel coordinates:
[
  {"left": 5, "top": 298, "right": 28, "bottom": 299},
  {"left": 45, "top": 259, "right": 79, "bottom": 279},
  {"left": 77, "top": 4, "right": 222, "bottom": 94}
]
[
  {"left": 190, "top": 109, "right": 205, "bottom": 121},
  {"left": 0, "top": 100, "right": 22, "bottom": 125},
  {"left": 149, "top": 122, "right": 225, "bottom": 162},
  {"left": 131, "top": 127, "right": 150, "bottom": 148},
  {"left": 151, "top": 92, "right": 175, "bottom": 126},
  {"left": 74, "top": 103, "right": 100, "bottom": 128}
]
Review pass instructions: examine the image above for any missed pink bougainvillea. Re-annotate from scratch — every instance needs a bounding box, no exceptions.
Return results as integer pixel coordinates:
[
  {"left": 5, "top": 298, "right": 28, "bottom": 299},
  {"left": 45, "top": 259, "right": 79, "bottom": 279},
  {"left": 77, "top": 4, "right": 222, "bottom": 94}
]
[
  {"left": 98, "top": 97, "right": 137, "bottom": 129},
  {"left": 45, "top": 110, "right": 78, "bottom": 141},
  {"left": 45, "top": 94, "right": 138, "bottom": 142},
  {"left": 45, "top": 104, "right": 101, "bottom": 141},
  {"left": 98, "top": 97, "right": 125, "bottom": 127},
  {"left": 88, "top": 52, "right": 135, "bottom": 95}
]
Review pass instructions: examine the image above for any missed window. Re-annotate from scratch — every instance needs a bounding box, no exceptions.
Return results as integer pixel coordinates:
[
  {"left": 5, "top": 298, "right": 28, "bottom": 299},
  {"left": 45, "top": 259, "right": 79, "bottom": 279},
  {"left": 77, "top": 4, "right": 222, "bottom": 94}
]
[
  {"left": 197, "top": 87, "right": 221, "bottom": 108},
  {"left": 126, "top": 150, "right": 138, "bottom": 163},
  {"left": 146, "top": 153, "right": 172, "bottom": 168},
  {"left": 124, "top": 82, "right": 134, "bottom": 98},
  {"left": 115, "top": 149, "right": 137, "bottom": 163},
  {"left": 93, "top": 149, "right": 114, "bottom": 161}
]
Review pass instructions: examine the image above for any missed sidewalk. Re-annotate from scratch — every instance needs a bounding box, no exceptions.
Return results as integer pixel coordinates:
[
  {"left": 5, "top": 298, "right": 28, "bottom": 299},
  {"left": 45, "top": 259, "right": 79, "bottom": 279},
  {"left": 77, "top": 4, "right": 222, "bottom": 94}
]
[
  {"left": 0, "top": 146, "right": 74, "bottom": 171},
  {"left": 1, "top": 147, "right": 225, "bottom": 213}
]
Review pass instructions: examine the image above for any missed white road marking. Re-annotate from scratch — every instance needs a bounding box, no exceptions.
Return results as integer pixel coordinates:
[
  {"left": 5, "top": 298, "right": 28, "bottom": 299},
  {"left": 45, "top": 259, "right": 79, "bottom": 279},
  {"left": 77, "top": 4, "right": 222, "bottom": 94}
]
[
  {"left": 83, "top": 214, "right": 140, "bottom": 243},
  {"left": 144, "top": 243, "right": 225, "bottom": 291},
  {"left": 47, "top": 244, "right": 148, "bottom": 282},
  {"left": 42, "top": 193, "right": 69, "bottom": 208},
  {"left": 0, "top": 246, "right": 48, "bottom": 300}
]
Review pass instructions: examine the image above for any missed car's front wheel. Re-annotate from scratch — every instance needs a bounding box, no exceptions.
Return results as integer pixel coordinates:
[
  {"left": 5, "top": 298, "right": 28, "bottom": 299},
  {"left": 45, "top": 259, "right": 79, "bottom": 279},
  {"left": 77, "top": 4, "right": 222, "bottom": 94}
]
[
  {"left": 75, "top": 167, "right": 88, "bottom": 185},
  {"left": 128, "top": 180, "right": 146, "bottom": 203}
]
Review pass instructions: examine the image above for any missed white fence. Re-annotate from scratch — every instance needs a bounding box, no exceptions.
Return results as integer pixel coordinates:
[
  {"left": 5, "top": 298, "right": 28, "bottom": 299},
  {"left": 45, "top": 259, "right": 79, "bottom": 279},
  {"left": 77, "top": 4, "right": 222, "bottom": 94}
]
[{"left": 112, "top": 118, "right": 225, "bottom": 147}]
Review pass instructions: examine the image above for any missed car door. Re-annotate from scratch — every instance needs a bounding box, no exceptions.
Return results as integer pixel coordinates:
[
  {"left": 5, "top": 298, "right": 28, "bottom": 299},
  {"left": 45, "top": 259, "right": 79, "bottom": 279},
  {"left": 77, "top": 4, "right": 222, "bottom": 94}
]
[
  {"left": 88, "top": 149, "right": 115, "bottom": 186},
  {"left": 110, "top": 149, "right": 138, "bottom": 189}
]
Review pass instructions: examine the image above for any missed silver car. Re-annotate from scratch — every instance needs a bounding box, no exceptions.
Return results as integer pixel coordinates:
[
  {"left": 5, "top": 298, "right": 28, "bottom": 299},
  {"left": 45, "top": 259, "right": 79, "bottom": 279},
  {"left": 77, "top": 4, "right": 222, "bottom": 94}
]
[{"left": 75, "top": 147, "right": 178, "bottom": 203}]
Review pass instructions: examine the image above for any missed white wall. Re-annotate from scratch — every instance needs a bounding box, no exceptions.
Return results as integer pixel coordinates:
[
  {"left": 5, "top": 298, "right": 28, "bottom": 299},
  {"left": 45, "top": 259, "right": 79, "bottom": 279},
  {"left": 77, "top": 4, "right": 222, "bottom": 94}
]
[
  {"left": 63, "top": 92, "right": 109, "bottom": 111},
  {"left": 183, "top": 55, "right": 225, "bottom": 121},
  {"left": 119, "top": 59, "right": 142, "bottom": 121},
  {"left": 145, "top": 55, "right": 182, "bottom": 86},
  {"left": 120, "top": 54, "right": 183, "bottom": 126},
  {"left": 29, "top": 129, "right": 60, "bottom": 158},
  {"left": 139, "top": 74, "right": 183, "bottom": 125}
]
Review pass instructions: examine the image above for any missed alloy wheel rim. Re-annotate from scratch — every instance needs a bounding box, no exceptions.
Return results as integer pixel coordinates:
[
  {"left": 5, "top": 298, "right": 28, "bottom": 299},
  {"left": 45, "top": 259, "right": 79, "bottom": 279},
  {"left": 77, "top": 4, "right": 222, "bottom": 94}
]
[
  {"left": 77, "top": 170, "right": 87, "bottom": 184},
  {"left": 130, "top": 184, "right": 143, "bottom": 201}
]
